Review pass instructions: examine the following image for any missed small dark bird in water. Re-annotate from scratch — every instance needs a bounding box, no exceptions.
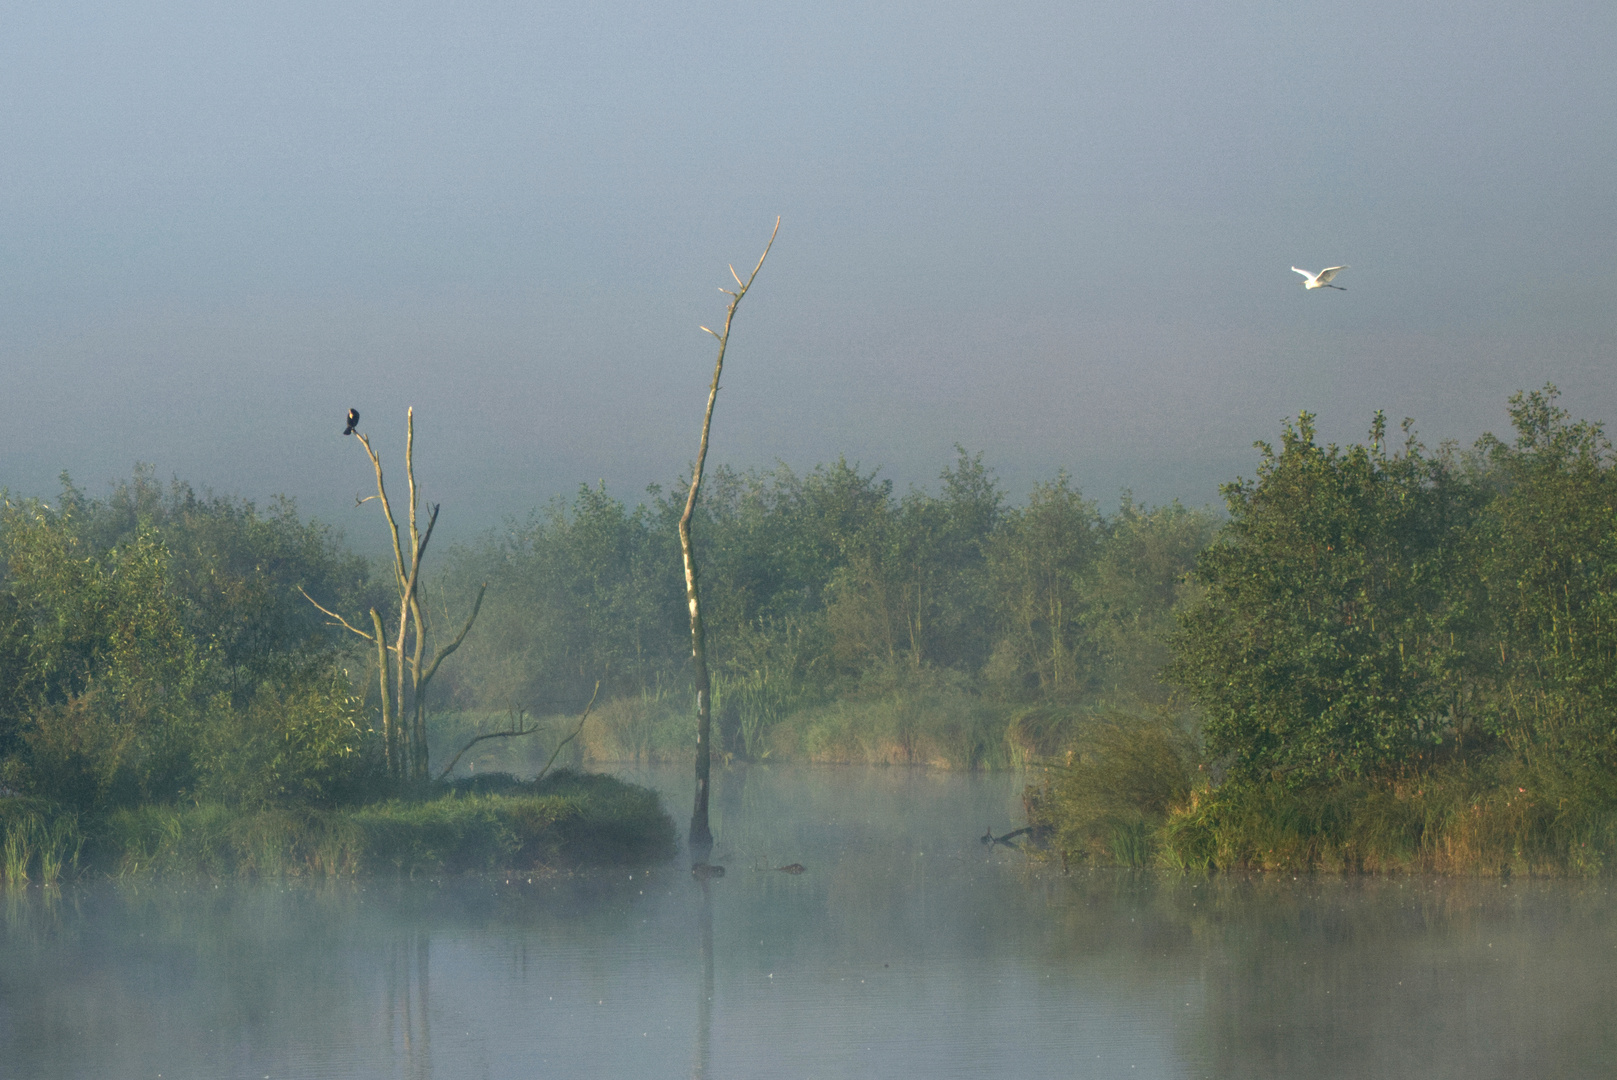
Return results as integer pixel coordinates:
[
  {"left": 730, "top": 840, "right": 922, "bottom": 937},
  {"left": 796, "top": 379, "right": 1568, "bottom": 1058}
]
[
  {"left": 342, "top": 408, "right": 360, "bottom": 435},
  {"left": 774, "top": 863, "right": 807, "bottom": 875},
  {"left": 691, "top": 862, "right": 725, "bottom": 880}
]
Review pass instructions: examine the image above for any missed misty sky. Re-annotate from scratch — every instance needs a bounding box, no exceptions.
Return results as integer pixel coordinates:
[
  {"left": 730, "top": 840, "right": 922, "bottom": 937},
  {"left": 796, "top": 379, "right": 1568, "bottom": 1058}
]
[{"left": 3, "top": 1, "right": 1614, "bottom": 542}]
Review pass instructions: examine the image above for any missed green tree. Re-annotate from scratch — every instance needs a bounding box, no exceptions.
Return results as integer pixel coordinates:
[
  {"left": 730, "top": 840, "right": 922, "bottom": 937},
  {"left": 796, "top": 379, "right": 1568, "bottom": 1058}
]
[
  {"left": 1085, "top": 497, "right": 1217, "bottom": 704},
  {"left": 984, "top": 474, "right": 1102, "bottom": 697},
  {"left": 1172, "top": 412, "right": 1470, "bottom": 786},
  {"left": 1469, "top": 386, "right": 1617, "bottom": 764}
]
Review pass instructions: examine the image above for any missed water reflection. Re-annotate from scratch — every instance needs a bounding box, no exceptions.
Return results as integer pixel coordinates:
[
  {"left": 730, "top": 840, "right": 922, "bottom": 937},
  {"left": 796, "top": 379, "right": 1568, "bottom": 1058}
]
[
  {"left": 387, "top": 931, "right": 432, "bottom": 1080},
  {"left": 1, "top": 766, "right": 1614, "bottom": 1079},
  {"left": 691, "top": 879, "right": 713, "bottom": 1080}
]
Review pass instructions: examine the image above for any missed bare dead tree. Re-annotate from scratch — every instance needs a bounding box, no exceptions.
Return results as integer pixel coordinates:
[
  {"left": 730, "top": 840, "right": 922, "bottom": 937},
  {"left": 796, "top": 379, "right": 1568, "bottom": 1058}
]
[
  {"left": 680, "top": 218, "right": 780, "bottom": 854},
  {"left": 302, "top": 407, "right": 485, "bottom": 781}
]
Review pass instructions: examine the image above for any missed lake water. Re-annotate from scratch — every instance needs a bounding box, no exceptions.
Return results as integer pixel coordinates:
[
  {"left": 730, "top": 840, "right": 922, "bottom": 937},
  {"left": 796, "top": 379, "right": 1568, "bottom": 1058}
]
[{"left": 3, "top": 764, "right": 1615, "bottom": 1079}]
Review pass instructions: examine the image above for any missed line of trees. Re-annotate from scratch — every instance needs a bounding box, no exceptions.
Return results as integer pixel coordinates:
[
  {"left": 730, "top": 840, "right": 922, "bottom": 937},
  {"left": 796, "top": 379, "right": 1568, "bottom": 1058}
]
[
  {"left": 0, "top": 449, "right": 1215, "bottom": 816},
  {"left": 432, "top": 450, "right": 1215, "bottom": 754},
  {"left": 12, "top": 382, "right": 1615, "bottom": 877}
]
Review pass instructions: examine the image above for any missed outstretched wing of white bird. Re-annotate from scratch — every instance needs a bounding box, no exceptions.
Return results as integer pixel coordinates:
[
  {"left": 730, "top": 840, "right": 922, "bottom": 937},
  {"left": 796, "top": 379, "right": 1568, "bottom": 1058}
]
[
  {"left": 1292, "top": 266, "right": 1314, "bottom": 279},
  {"left": 1315, "top": 266, "right": 1346, "bottom": 285}
]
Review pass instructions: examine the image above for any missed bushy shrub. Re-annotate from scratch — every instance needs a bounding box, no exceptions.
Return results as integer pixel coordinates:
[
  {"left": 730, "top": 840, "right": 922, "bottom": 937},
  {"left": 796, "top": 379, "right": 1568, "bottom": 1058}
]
[
  {"left": 1, "top": 474, "right": 378, "bottom": 813},
  {"left": 1161, "top": 388, "right": 1617, "bottom": 875},
  {"left": 195, "top": 665, "right": 374, "bottom": 807}
]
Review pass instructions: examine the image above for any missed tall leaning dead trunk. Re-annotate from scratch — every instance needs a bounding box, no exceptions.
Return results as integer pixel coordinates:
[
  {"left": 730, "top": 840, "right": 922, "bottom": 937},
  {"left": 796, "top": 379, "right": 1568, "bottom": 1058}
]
[{"left": 680, "top": 218, "right": 779, "bottom": 854}]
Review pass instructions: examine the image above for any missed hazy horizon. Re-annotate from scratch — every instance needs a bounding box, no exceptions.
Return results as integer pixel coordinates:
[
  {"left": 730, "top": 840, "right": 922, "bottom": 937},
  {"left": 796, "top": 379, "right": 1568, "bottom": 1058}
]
[{"left": 4, "top": 1, "right": 1613, "bottom": 543}]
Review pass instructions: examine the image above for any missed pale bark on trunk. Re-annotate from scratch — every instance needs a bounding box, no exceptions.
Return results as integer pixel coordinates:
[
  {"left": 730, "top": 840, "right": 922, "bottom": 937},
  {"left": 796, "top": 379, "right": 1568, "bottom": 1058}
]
[
  {"left": 680, "top": 219, "right": 779, "bottom": 856},
  {"left": 302, "top": 408, "right": 484, "bottom": 784}
]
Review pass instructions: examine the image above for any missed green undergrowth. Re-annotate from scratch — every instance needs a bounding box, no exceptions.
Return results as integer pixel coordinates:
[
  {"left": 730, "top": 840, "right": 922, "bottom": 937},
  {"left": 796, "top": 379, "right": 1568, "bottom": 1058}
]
[
  {"left": 1161, "top": 758, "right": 1617, "bottom": 877},
  {"left": 767, "top": 680, "right": 1015, "bottom": 768},
  {"left": 5, "top": 770, "right": 673, "bottom": 880},
  {"left": 1024, "top": 713, "right": 1617, "bottom": 877},
  {"left": 570, "top": 668, "right": 1024, "bottom": 770},
  {"left": 1023, "top": 712, "right": 1199, "bottom": 869}
]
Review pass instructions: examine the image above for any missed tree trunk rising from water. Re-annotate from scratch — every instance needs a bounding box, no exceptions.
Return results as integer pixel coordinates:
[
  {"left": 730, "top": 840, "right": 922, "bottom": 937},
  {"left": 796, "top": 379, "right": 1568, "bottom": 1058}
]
[{"left": 680, "top": 219, "right": 780, "bottom": 854}]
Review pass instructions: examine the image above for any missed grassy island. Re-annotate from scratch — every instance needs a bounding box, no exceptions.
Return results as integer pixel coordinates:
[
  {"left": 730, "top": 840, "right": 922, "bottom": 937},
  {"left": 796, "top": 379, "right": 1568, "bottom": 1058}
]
[
  {"left": 2, "top": 771, "right": 674, "bottom": 882},
  {"left": 0, "top": 472, "right": 675, "bottom": 883}
]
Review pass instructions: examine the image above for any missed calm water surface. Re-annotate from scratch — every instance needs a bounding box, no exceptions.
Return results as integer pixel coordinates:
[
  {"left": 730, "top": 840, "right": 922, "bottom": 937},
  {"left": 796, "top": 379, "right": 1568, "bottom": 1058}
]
[{"left": 3, "top": 764, "right": 1615, "bottom": 1079}]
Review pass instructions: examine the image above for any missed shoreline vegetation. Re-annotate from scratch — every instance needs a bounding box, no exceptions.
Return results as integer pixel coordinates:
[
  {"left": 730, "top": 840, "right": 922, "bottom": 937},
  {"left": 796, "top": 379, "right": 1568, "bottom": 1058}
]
[
  {"left": 5, "top": 386, "right": 1617, "bottom": 878},
  {"left": 1, "top": 771, "right": 674, "bottom": 882}
]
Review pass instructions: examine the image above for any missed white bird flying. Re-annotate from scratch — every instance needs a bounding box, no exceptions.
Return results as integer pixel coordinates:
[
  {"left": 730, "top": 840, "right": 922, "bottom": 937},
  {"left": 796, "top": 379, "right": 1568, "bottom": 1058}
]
[{"left": 1293, "top": 265, "right": 1347, "bottom": 291}]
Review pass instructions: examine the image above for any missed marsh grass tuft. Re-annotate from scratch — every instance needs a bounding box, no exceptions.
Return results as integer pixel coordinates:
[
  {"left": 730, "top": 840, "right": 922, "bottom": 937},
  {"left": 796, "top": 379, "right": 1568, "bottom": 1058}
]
[
  {"left": 1107, "top": 817, "right": 1153, "bottom": 868},
  {"left": 1025, "top": 711, "right": 1198, "bottom": 867},
  {"left": 0, "top": 803, "right": 85, "bottom": 886},
  {"left": 2, "top": 827, "right": 29, "bottom": 885},
  {"left": 578, "top": 689, "right": 690, "bottom": 764}
]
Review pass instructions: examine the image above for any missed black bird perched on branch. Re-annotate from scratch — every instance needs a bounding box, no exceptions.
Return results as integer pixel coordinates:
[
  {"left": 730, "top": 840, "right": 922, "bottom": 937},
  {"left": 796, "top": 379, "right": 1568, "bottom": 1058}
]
[{"left": 342, "top": 408, "right": 359, "bottom": 435}]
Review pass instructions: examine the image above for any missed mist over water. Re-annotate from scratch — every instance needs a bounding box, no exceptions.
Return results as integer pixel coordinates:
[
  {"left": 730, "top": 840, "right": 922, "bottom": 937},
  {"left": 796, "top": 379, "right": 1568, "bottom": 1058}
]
[{"left": 3, "top": 765, "right": 1615, "bottom": 1079}]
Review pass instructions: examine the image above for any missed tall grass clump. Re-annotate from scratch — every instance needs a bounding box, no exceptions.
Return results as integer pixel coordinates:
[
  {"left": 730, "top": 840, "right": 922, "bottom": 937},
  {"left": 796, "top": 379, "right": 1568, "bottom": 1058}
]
[
  {"left": 1024, "top": 712, "right": 1199, "bottom": 867},
  {"left": 2, "top": 825, "right": 29, "bottom": 885},
  {"left": 1004, "top": 704, "right": 1084, "bottom": 768},
  {"left": 579, "top": 686, "right": 691, "bottom": 763},
  {"left": 0, "top": 802, "right": 84, "bottom": 886},
  {"left": 714, "top": 665, "right": 818, "bottom": 761}
]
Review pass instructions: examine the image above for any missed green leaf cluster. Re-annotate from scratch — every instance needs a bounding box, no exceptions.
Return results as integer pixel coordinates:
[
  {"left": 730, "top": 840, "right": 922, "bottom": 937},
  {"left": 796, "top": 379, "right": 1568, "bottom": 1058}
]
[
  {"left": 0, "top": 470, "right": 379, "bottom": 811},
  {"left": 1176, "top": 386, "right": 1617, "bottom": 791}
]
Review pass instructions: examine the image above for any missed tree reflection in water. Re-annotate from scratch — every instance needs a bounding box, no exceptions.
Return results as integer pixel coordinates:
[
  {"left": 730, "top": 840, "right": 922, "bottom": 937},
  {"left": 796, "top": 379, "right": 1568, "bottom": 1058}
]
[
  {"left": 387, "top": 930, "right": 432, "bottom": 1080},
  {"left": 691, "top": 878, "right": 714, "bottom": 1080}
]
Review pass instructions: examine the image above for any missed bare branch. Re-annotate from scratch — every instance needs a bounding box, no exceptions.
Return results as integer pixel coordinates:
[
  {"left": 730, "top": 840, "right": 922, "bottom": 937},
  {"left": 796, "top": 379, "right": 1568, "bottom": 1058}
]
[
  {"left": 535, "top": 681, "right": 602, "bottom": 784},
  {"left": 298, "top": 586, "right": 378, "bottom": 642},
  {"left": 355, "top": 432, "right": 408, "bottom": 592},
  {"left": 393, "top": 502, "right": 440, "bottom": 738},
  {"left": 680, "top": 216, "right": 780, "bottom": 853},
  {"left": 371, "top": 607, "right": 394, "bottom": 773},
  {"left": 417, "top": 582, "right": 487, "bottom": 690},
  {"left": 343, "top": 409, "right": 475, "bottom": 782},
  {"left": 744, "top": 217, "right": 781, "bottom": 285},
  {"left": 405, "top": 407, "right": 420, "bottom": 581},
  {"left": 436, "top": 707, "right": 539, "bottom": 782}
]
